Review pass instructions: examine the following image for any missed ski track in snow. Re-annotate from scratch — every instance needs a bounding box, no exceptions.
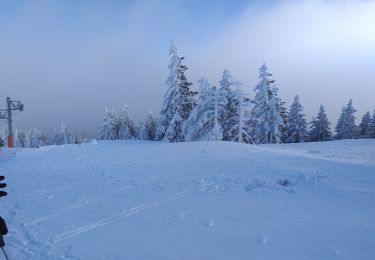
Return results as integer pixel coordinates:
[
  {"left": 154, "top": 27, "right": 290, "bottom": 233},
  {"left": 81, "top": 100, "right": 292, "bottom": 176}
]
[
  {"left": 8, "top": 211, "right": 67, "bottom": 259},
  {"left": 25, "top": 185, "right": 133, "bottom": 226},
  {"left": 50, "top": 191, "right": 189, "bottom": 243}
]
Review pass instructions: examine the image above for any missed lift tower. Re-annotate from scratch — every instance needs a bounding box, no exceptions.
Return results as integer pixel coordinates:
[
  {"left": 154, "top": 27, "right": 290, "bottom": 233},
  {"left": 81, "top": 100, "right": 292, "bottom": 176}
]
[{"left": 0, "top": 97, "right": 24, "bottom": 148}]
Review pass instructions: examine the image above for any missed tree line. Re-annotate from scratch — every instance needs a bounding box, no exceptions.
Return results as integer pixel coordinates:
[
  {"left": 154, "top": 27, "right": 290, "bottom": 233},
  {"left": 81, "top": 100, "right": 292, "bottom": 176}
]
[
  {"left": 99, "top": 43, "right": 375, "bottom": 144},
  {"left": 1, "top": 43, "right": 374, "bottom": 148},
  {"left": 0, "top": 123, "right": 83, "bottom": 148}
]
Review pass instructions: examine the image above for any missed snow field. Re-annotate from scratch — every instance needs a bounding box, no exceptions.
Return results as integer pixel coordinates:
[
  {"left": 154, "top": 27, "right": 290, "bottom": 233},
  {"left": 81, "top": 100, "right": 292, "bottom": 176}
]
[{"left": 0, "top": 139, "right": 375, "bottom": 259}]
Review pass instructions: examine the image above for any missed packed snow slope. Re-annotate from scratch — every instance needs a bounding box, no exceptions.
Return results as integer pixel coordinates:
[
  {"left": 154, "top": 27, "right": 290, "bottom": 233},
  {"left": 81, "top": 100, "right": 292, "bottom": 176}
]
[{"left": 1, "top": 139, "right": 375, "bottom": 260}]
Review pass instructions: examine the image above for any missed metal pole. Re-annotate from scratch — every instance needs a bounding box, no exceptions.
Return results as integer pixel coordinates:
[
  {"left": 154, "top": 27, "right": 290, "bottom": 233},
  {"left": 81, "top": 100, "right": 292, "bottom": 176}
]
[
  {"left": 1, "top": 247, "right": 10, "bottom": 260},
  {"left": 6, "top": 97, "right": 13, "bottom": 148}
]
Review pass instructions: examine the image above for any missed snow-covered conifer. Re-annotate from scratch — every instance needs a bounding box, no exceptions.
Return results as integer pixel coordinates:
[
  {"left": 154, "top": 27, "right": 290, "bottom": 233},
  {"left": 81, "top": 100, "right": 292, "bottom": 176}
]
[
  {"left": 25, "top": 129, "right": 48, "bottom": 148},
  {"left": 218, "top": 70, "right": 238, "bottom": 141},
  {"left": 358, "top": 111, "right": 371, "bottom": 138},
  {"left": 197, "top": 77, "right": 211, "bottom": 102},
  {"left": 268, "top": 90, "right": 282, "bottom": 144},
  {"left": 144, "top": 110, "right": 157, "bottom": 140},
  {"left": 184, "top": 83, "right": 227, "bottom": 142},
  {"left": 0, "top": 130, "right": 7, "bottom": 147},
  {"left": 15, "top": 130, "right": 26, "bottom": 147},
  {"left": 250, "top": 63, "right": 282, "bottom": 144},
  {"left": 272, "top": 86, "right": 287, "bottom": 143},
  {"left": 309, "top": 105, "right": 332, "bottom": 142},
  {"left": 139, "top": 110, "right": 157, "bottom": 141},
  {"left": 100, "top": 107, "right": 118, "bottom": 140},
  {"left": 24, "top": 130, "right": 34, "bottom": 148},
  {"left": 118, "top": 103, "right": 136, "bottom": 140},
  {"left": 230, "top": 84, "right": 253, "bottom": 144},
  {"left": 368, "top": 110, "right": 375, "bottom": 138},
  {"left": 0, "top": 135, "right": 4, "bottom": 147},
  {"left": 54, "top": 123, "right": 78, "bottom": 145},
  {"left": 138, "top": 122, "right": 146, "bottom": 140},
  {"left": 335, "top": 99, "right": 357, "bottom": 139},
  {"left": 156, "top": 43, "right": 197, "bottom": 142},
  {"left": 285, "top": 95, "right": 308, "bottom": 143}
]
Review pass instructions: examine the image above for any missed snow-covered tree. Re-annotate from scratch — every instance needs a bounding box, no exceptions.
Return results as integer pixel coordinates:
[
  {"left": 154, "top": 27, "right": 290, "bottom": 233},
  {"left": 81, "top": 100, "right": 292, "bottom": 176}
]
[
  {"left": 218, "top": 70, "right": 238, "bottom": 141},
  {"left": 358, "top": 111, "right": 371, "bottom": 138},
  {"left": 368, "top": 110, "right": 375, "bottom": 138},
  {"left": 138, "top": 122, "right": 145, "bottom": 140},
  {"left": 100, "top": 107, "right": 118, "bottom": 140},
  {"left": 250, "top": 63, "right": 282, "bottom": 144},
  {"left": 54, "top": 123, "right": 78, "bottom": 145},
  {"left": 272, "top": 85, "right": 288, "bottom": 143},
  {"left": 268, "top": 90, "right": 282, "bottom": 144},
  {"left": 197, "top": 77, "right": 211, "bottom": 102},
  {"left": 118, "top": 103, "right": 136, "bottom": 140},
  {"left": 15, "top": 130, "right": 26, "bottom": 147},
  {"left": 309, "top": 105, "right": 332, "bottom": 142},
  {"left": 285, "top": 95, "right": 308, "bottom": 143},
  {"left": 156, "top": 43, "right": 197, "bottom": 142},
  {"left": 184, "top": 84, "right": 227, "bottom": 142},
  {"left": 0, "top": 130, "right": 7, "bottom": 147},
  {"left": 335, "top": 99, "right": 357, "bottom": 139},
  {"left": 230, "top": 84, "right": 253, "bottom": 144},
  {"left": 335, "top": 107, "right": 345, "bottom": 138},
  {"left": 24, "top": 129, "right": 48, "bottom": 148},
  {"left": 0, "top": 135, "right": 4, "bottom": 147},
  {"left": 139, "top": 110, "right": 157, "bottom": 141}
]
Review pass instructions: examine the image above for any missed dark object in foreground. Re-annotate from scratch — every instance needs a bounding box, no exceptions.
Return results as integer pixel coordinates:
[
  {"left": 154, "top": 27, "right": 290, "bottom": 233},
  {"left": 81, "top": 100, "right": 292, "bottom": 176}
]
[
  {"left": 0, "top": 176, "right": 7, "bottom": 198},
  {"left": 0, "top": 175, "right": 9, "bottom": 260},
  {"left": 0, "top": 217, "right": 8, "bottom": 247}
]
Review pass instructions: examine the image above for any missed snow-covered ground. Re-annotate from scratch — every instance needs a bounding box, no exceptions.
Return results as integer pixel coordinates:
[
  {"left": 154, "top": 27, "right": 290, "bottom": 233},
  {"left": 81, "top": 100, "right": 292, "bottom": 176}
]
[{"left": 1, "top": 139, "right": 375, "bottom": 260}]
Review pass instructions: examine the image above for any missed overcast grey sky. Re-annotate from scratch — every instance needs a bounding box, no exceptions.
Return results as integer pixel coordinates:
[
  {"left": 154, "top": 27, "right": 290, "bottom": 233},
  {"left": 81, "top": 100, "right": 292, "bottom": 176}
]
[{"left": 1, "top": 0, "right": 374, "bottom": 138}]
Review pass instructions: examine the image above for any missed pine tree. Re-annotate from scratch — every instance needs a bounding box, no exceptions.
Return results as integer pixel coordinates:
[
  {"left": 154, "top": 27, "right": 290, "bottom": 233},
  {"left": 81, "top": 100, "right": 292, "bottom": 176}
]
[
  {"left": 184, "top": 84, "right": 227, "bottom": 142},
  {"left": 368, "top": 110, "right": 375, "bottom": 138},
  {"left": 139, "top": 110, "right": 157, "bottom": 141},
  {"left": 285, "top": 95, "right": 308, "bottom": 143},
  {"left": 25, "top": 129, "right": 48, "bottom": 148},
  {"left": 218, "top": 70, "right": 238, "bottom": 141},
  {"left": 15, "top": 130, "right": 26, "bottom": 147},
  {"left": 230, "top": 84, "right": 253, "bottom": 144},
  {"left": 335, "top": 106, "right": 345, "bottom": 138},
  {"left": 272, "top": 86, "right": 287, "bottom": 143},
  {"left": 100, "top": 107, "right": 119, "bottom": 140},
  {"left": 358, "top": 111, "right": 371, "bottom": 138},
  {"left": 54, "top": 123, "right": 78, "bottom": 145},
  {"left": 197, "top": 77, "right": 211, "bottom": 102},
  {"left": 0, "top": 130, "right": 7, "bottom": 147},
  {"left": 268, "top": 89, "right": 282, "bottom": 144},
  {"left": 156, "top": 43, "right": 197, "bottom": 142},
  {"left": 250, "top": 63, "right": 282, "bottom": 144},
  {"left": 0, "top": 136, "right": 4, "bottom": 147},
  {"left": 138, "top": 122, "right": 145, "bottom": 140},
  {"left": 118, "top": 103, "right": 136, "bottom": 140},
  {"left": 335, "top": 99, "right": 357, "bottom": 139},
  {"left": 309, "top": 105, "right": 332, "bottom": 142}
]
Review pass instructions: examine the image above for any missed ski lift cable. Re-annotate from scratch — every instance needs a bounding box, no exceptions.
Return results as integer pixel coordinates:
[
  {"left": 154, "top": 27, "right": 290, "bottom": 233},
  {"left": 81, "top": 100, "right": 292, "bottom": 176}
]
[
  {"left": 26, "top": 106, "right": 62, "bottom": 125},
  {"left": 12, "top": 118, "right": 40, "bottom": 129},
  {"left": 25, "top": 105, "right": 83, "bottom": 133}
]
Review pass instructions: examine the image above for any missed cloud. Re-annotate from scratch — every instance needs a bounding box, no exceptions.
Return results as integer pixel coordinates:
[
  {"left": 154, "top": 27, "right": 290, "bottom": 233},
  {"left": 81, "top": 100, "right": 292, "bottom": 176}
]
[{"left": 188, "top": 0, "right": 375, "bottom": 123}]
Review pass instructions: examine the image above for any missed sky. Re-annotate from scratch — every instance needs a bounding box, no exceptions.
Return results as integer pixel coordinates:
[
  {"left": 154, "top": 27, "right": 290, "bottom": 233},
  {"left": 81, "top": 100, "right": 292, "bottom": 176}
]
[{"left": 0, "top": 0, "right": 374, "bottom": 138}]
